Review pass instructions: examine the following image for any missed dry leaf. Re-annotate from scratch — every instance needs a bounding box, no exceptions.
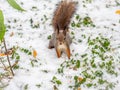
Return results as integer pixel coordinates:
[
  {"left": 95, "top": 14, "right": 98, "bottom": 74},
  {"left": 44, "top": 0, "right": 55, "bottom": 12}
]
[
  {"left": 53, "top": 85, "right": 58, "bottom": 90},
  {"left": 33, "top": 50, "right": 37, "bottom": 58},
  {"left": 78, "top": 87, "right": 81, "bottom": 90},
  {"left": 73, "top": 66, "right": 77, "bottom": 70},
  {"left": 78, "top": 77, "right": 83, "bottom": 82},
  {"left": 5, "top": 48, "right": 13, "bottom": 55},
  {"left": 10, "top": 32, "right": 14, "bottom": 37},
  {"left": 0, "top": 48, "right": 13, "bottom": 56},
  {"left": 0, "top": 53, "right": 5, "bottom": 56},
  {"left": 115, "top": 10, "right": 120, "bottom": 14}
]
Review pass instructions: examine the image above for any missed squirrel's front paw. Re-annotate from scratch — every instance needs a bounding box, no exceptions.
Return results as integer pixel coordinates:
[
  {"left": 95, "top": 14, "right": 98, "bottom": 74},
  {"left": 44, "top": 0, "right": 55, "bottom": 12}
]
[{"left": 55, "top": 44, "right": 71, "bottom": 59}]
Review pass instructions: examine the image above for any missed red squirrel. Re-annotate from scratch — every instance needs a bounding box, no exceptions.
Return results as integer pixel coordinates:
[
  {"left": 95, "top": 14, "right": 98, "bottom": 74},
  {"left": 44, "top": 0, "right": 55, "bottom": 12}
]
[{"left": 49, "top": 0, "right": 77, "bottom": 59}]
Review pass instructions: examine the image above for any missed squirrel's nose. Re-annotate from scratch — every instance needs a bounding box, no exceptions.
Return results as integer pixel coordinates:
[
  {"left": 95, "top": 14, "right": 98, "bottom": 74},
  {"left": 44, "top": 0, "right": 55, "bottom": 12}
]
[{"left": 60, "top": 42, "right": 62, "bottom": 45}]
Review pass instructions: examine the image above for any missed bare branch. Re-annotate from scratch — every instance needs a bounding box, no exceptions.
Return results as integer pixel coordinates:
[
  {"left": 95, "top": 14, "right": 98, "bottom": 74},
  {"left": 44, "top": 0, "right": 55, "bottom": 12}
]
[{"left": 3, "top": 38, "right": 14, "bottom": 76}]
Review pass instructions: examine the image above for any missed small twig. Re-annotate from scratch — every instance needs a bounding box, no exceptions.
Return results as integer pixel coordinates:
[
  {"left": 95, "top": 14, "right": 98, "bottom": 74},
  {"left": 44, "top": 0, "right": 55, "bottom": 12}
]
[
  {"left": 3, "top": 38, "right": 14, "bottom": 76},
  {"left": 6, "top": 60, "right": 19, "bottom": 70}
]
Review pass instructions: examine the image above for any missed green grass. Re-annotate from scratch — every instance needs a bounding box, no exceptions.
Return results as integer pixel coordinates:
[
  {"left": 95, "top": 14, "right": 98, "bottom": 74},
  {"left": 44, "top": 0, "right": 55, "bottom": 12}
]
[{"left": 57, "top": 35, "right": 119, "bottom": 90}]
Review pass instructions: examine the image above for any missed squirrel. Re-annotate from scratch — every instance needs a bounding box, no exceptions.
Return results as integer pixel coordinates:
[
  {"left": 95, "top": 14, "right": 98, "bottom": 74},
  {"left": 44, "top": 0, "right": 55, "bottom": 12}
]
[{"left": 49, "top": 0, "right": 77, "bottom": 59}]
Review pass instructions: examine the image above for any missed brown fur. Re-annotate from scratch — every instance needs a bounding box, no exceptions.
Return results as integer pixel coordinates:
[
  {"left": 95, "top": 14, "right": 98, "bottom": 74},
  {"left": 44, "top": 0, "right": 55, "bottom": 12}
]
[
  {"left": 49, "top": 0, "right": 77, "bottom": 59},
  {"left": 52, "top": 0, "right": 77, "bottom": 30}
]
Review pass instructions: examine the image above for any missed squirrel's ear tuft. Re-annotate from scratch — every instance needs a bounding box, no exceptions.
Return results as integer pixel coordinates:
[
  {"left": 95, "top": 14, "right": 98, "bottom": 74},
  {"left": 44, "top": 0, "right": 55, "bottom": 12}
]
[
  {"left": 64, "top": 25, "right": 67, "bottom": 30},
  {"left": 57, "top": 24, "right": 59, "bottom": 34},
  {"left": 57, "top": 24, "right": 59, "bottom": 30}
]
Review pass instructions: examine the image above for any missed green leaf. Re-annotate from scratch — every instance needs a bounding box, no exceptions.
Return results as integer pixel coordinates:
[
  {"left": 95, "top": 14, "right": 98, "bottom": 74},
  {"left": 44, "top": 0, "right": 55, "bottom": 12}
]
[
  {"left": 86, "top": 83, "right": 93, "bottom": 88},
  {"left": 31, "top": 61, "right": 34, "bottom": 67},
  {"left": 76, "top": 23, "right": 81, "bottom": 27},
  {"left": 47, "top": 35, "right": 51, "bottom": 39},
  {"left": 81, "top": 53, "right": 87, "bottom": 58},
  {"left": 74, "top": 76, "right": 78, "bottom": 83},
  {"left": 98, "top": 79, "right": 106, "bottom": 84},
  {"left": 7, "top": 0, "right": 25, "bottom": 11},
  {"left": 71, "top": 21, "right": 75, "bottom": 27},
  {"left": 52, "top": 76, "right": 62, "bottom": 86},
  {"left": 52, "top": 76, "right": 57, "bottom": 80},
  {"left": 0, "top": 10, "right": 6, "bottom": 42},
  {"left": 36, "top": 84, "right": 41, "bottom": 88},
  {"left": 24, "top": 84, "right": 28, "bottom": 90},
  {"left": 76, "top": 14, "right": 80, "bottom": 20},
  {"left": 76, "top": 60, "right": 80, "bottom": 68},
  {"left": 16, "top": 55, "right": 20, "bottom": 60},
  {"left": 56, "top": 80, "right": 62, "bottom": 85},
  {"left": 95, "top": 70, "right": 103, "bottom": 77}
]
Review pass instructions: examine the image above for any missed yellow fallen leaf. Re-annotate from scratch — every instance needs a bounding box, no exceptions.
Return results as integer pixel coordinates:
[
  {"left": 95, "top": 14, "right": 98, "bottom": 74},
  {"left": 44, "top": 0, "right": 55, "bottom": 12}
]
[
  {"left": 33, "top": 50, "right": 37, "bottom": 58},
  {"left": 78, "top": 87, "right": 81, "bottom": 90},
  {"left": 115, "top": 10, "right": 120, "bottom": 14},
  {"left": 78, "top": 77, "right": 83, "bottom": 82},
  {"left": 0, "top": 53, "right": 6, "bottom": 56}
]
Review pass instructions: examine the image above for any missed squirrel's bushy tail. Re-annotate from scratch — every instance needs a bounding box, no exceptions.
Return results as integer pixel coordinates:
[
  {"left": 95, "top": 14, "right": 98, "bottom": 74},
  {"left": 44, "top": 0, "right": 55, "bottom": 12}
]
[{"left": 52, "top": 0, "right": 77, "bottom": 30}]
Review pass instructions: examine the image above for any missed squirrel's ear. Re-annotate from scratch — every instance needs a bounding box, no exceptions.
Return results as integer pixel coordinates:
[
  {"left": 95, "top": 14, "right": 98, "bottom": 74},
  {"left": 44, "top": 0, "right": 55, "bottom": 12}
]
[
  {"left": 57, "top": 24, "right": 59, "bottom": 34},
  {"left": 57, "top": 24, "right": 59, "bottom": 29},
  {"left": 63, "top": 26, "right": 67, "bottom": 35},
  {"left": 63, "top": 29, "right": 66, "bottom": 36},
  {"left": 64, "top": 26, "right": 66, "bottom": 30}
]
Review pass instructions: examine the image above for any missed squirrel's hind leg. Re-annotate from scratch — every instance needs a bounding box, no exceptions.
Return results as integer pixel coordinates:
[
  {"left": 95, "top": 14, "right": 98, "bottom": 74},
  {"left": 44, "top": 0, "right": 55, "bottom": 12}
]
[{"left": 48, "top": 40, "right": 54, "bottom": 49}]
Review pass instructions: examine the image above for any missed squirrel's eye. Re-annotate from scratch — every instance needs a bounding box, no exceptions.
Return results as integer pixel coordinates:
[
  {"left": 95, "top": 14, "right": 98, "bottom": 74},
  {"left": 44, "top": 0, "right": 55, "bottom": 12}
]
[{"left": 64, "top": 38, "right": 66, "bottom": 40}]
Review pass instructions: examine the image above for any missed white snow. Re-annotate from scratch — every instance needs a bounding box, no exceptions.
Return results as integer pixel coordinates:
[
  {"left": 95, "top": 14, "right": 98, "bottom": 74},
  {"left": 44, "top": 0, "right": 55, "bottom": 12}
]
[{"left": 0, "top": 0, "right": 120, "bottom": 90}]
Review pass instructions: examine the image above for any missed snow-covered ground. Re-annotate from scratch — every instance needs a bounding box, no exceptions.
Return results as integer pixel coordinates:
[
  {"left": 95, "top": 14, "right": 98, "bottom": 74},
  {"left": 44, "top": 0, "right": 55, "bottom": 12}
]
[{"left": 0, "top": 0, "right": 120, "bottom": 90}]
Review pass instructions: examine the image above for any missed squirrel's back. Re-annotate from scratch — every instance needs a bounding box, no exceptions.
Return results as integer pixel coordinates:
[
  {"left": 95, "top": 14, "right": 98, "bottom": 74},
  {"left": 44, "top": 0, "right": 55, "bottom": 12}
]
[{"left": 52, "top": 0, "right": 77, "bottom": 30}]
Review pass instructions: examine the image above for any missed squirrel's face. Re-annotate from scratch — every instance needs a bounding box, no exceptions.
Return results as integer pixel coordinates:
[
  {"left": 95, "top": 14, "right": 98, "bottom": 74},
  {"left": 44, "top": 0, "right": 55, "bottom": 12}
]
[{"left": 56, "top": 30, "right": 67, "bottom": 46}]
